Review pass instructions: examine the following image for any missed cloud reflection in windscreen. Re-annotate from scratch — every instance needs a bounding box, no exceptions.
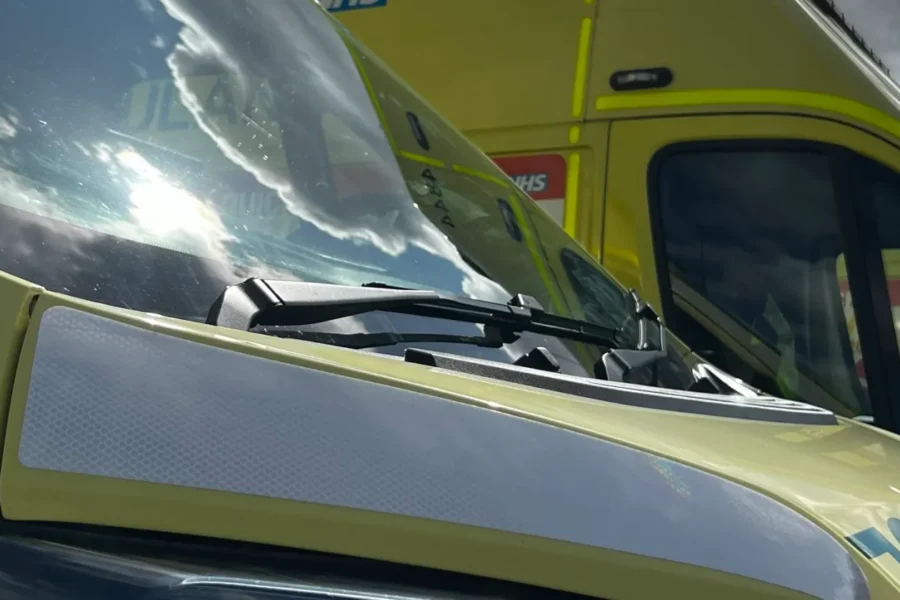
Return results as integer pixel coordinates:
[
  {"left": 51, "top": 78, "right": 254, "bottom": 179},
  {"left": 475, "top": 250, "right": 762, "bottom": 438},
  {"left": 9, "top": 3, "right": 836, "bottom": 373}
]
[{"left": 157, "top": 0, "right": 508, "bottom": 302}]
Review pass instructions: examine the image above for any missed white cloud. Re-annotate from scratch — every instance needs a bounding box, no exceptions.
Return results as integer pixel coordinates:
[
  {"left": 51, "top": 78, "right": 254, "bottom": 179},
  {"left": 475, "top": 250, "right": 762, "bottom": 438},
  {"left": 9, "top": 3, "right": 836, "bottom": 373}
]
[
  {"left": 155, "top": 0, "right": 509, "bottom": 302},
  {"left": 136, "top": 0, "right": 155, "bottom": 15},
  {"left": 832, "top": 0, "right": 900, "bottom": 75},
  {"left": 0, "top": 117, "right": 15, "bottom": 139}
]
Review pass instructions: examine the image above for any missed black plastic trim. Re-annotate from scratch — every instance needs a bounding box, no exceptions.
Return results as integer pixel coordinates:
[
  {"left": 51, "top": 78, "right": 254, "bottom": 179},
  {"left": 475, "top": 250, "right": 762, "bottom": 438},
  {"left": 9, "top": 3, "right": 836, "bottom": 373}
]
[
  {"left": 0, "top": 520, "right": 602, "bottom": 600},
  {"left": 403, "top": 348, "right": 837, "bottom": 425},
  {"left": 842, "top": 151, "right": 900, "bottom": 431},
  {"left": 609, "top": 67, "right": 673, "bottom": 92}
]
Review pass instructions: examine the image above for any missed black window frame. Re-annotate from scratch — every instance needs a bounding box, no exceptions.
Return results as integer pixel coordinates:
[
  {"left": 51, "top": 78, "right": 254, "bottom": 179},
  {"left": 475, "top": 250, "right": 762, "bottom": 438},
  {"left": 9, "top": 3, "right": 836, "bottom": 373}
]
[{"left": 647, "top": 138, "right": 900, "bottom": 432}]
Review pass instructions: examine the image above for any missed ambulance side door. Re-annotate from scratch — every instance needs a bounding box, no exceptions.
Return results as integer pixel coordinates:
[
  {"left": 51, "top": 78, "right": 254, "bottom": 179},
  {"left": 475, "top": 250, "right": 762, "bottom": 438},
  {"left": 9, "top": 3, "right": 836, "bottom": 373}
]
[{"left": 604, "top": 114, "right": 900, "bottom": 430}]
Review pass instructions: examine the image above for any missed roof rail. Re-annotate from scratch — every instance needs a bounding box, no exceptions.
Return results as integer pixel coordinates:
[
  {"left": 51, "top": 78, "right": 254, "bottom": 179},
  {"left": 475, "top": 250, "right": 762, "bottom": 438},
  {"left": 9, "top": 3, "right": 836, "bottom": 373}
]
[{"left": 808, "top": 0, "right": 891, "bottom": 76}]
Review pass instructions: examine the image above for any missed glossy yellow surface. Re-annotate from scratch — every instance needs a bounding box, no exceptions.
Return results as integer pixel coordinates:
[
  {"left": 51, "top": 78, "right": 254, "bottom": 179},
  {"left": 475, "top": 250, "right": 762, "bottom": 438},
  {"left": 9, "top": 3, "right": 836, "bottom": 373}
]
[
  {"left": 337, "top": 0, "right": 595, "bottom": 133},
  {"left": 0, "top": 273, "right": 42, "bottom": 451},
  {"left": 334, "top": 0, "right": 900, "bottom": 272},
  {"left": 337, "top": 0, "right": 900, "bottom": 132}
]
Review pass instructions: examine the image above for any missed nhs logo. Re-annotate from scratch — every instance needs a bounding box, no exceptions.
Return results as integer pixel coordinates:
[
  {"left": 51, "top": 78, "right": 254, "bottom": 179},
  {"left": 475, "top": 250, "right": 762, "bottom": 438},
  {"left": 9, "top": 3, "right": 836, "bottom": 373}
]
[{"left": 321, "top": 0, "right": 387, "bottom": 12}]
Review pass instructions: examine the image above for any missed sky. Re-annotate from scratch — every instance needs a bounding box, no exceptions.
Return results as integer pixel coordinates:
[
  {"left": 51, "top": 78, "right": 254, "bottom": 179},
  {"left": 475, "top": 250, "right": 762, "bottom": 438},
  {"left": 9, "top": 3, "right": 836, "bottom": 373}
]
[{"left": 834, "top": 0, "right": 900, "bottom": 77}]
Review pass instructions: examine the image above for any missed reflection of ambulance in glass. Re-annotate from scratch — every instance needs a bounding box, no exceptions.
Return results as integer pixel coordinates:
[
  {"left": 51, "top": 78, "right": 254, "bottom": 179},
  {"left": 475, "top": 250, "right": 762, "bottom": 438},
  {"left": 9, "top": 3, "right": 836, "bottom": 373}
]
[
  {"left": 493, "top": 153, "right": 569, "bottom": 227},
  {"left": 123, "top": 75, "right": 285, "bottom": 170},
  {"left": 122, "top": 75, "right": 405, "bottom": 232},
  {"left": 122, "top": 75, "right": 297, "bottom": 238}
]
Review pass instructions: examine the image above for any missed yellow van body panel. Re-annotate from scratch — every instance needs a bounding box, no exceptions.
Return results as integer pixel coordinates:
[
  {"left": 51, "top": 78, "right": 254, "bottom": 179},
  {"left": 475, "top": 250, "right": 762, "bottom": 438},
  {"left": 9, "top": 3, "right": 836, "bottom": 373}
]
[
  {"left": 1, "top": 282, "right": 899, "bottom": 597},
  {"left": 586, "top": 0, "right": 900, "bottom": 121},
  {"left": 334, "top": 0, "right": 900, "bottom": 231},
  {"left": 335, "top": 0, "right": 900, "bottom": 283},
  {"left": 336, "top": 0, "right": 595, "bottom": 133},
  {"left": 337, "top": 0, "right": 900, "bottom": 135}
]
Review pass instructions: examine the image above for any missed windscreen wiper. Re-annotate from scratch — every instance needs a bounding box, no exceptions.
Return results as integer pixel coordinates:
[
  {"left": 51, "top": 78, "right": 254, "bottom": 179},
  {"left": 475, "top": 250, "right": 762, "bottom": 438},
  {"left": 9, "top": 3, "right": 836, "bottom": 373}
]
[
  {"left": 206, "top": 278, "right": 672, "bottom": 382},
  {"left": 207, "top": 278, "right": 620, "bottom": 348}
]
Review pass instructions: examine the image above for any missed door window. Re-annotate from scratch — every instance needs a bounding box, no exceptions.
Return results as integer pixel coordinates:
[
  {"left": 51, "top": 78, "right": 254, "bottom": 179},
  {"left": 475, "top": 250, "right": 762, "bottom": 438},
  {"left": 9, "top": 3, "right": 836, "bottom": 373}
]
[{"left": 652, "top": 146, "right": 871, "bottom": 418}]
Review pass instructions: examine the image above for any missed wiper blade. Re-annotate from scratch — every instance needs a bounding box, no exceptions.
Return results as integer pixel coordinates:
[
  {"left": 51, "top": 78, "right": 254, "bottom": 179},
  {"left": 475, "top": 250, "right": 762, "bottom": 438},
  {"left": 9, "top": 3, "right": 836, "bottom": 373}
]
[{"left": 207, "top": 278, "right": 619, "bottom": 348}]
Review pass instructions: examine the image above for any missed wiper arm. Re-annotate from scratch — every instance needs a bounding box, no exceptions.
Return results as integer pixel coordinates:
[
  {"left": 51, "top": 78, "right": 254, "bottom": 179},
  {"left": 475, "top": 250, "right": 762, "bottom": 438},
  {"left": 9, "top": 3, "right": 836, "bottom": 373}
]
[
  {"left": 251, "top": 324, "right": 516, "bottom": 350},
  {"left": 207, "top": 278, "right": 619, "bottom": 348}
]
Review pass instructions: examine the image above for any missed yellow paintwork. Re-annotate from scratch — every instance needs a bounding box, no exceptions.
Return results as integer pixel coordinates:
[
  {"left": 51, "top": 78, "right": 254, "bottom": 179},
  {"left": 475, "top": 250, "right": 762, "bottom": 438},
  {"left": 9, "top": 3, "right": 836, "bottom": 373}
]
[
  {"left": 333, "top": 0, "right": 900, "bottom": 259},
  {"left": 337, "top": 0, "right": 900, "bottom": 136},
  {"left": 0, "top": 275, "right": 894, "bottom": 599},
  {"left": 337, "top": 1, "right": 595, "bottom": 134},
  {"left": 0, "top": 274, "right": 42, "bottom": 452}
]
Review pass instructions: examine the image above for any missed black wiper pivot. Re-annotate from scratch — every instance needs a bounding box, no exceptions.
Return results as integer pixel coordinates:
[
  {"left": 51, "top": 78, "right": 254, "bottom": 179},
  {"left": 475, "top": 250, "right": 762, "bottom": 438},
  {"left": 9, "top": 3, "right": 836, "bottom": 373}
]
[{"left": 596, "top": 289, "right": 668, "bottom": 384}]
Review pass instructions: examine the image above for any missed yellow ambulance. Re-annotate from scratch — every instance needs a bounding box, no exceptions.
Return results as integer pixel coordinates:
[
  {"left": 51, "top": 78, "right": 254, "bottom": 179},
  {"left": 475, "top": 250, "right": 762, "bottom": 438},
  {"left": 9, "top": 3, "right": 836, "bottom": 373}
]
[
  {"left": 333, "top": 0, "right": 900, "bottom": 430},
  {"left": 2, "top": 1, "right": 900, "bottom": 598}
]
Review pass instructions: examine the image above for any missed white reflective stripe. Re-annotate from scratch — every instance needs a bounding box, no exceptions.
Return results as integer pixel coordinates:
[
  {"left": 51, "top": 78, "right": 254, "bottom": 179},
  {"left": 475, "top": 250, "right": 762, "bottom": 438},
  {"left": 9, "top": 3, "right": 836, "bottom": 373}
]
[{"left": 20, "top": 307, "right": 867, "bottom": 600}]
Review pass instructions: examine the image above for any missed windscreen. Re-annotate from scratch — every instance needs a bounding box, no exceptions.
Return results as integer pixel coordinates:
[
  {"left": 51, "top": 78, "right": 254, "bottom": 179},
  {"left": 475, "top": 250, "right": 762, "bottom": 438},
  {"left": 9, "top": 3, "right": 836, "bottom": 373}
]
[{"left": 0, "top": 0, "right": 693, "bottom": 387}]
